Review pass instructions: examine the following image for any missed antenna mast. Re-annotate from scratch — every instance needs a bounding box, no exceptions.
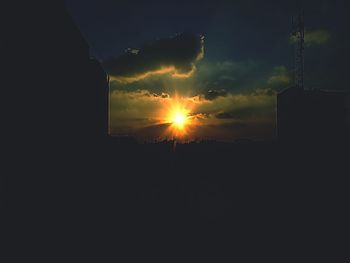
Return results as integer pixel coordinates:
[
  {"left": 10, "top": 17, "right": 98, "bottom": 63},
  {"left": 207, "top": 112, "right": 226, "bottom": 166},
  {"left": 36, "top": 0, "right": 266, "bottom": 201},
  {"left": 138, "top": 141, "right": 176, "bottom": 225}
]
[{"left": 291, "top": 11, "right": 305, "bottom": 90}]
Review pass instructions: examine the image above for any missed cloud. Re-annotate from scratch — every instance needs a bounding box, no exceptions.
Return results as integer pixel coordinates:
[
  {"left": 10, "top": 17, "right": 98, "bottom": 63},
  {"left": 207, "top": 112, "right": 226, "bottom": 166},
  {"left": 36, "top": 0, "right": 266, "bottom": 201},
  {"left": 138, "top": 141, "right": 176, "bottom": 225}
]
[
  {"left": 196, "top": 92, "right": 276, "bottom": 121},
  {"left": 109, "top": 87, "right": 276, "bottom": 141},
  {"left": 153, "top": 92, "right": 170, "bottom": 99},
  {"left": 204, "top": 89, "right": 228, "bottom": 100},
  {"left": 267, "top": 66, "right": 291, "bottom": 90},
  {"left": 110, "top": 89, "right": 276, "bottom": 124},
  {"left": 108, "top": 59, "right": 287, "bottom": 97},
  {"left": 193, "top": 60, "right": 262, "bottom": 94},
  {"left": 110, "top": 89, "right": 169, "bottom": 114},
  {"left": 103, "top": 33, "right": 204, "bottom": 83},
  {"left": 252, "top": 88, "right": 276, "bottom": 96},
  {"left": 215, "top": 112, "right": 235, "bottom": 119},
  {"left": 290, "top": 29, "right": 331, "bottom": 46}
]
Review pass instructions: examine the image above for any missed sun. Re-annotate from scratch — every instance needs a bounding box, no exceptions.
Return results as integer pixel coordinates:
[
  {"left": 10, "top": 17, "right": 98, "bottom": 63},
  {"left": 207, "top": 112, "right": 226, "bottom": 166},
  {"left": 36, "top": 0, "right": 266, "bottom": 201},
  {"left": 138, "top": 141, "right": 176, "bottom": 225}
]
[
  {"left": 168, "top": 107, "right": 190, "bottom": 135},
  {"left": 157, "top": 94, "right": 195, "bottom": 139},
  {"left": 172, "top": 111, "right": 187, "bottom": 128}
]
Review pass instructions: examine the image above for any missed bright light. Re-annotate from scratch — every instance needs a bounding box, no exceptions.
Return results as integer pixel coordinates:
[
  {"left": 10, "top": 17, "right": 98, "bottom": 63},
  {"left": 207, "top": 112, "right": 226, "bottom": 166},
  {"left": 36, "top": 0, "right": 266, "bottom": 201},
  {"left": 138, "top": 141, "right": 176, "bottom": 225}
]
[
  {"left": 169, "top": 108, "right": 189, "bottom": 133},
  {"left": 157, "top": 94, "right": 195, "bottom": 139},
  {"left": 173, "top": 112, "right": 186, "bottom": 127}
]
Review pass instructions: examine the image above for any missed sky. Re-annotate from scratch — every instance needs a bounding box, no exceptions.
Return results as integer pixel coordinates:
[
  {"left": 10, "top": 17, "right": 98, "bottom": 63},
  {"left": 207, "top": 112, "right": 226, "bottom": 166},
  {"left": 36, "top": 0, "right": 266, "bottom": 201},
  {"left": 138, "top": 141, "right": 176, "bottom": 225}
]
[{"left": 65, "top": 0, "right": 350, "bottom": 141}]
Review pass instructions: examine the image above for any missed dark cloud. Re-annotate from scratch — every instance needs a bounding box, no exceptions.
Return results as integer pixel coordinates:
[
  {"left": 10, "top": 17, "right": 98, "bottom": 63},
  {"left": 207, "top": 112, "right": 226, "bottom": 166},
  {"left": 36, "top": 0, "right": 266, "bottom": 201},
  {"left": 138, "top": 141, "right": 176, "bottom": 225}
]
[
  {"left": 215, "top": 112, "right": 235, "bottom": 119},
  {"left": 152, "top": 92, "right": 170, "bottom": 98},
  {"left": 108, "top": 59, "right": 290, "bottom": 97},
  {"left": 193, "top": 60, "right": 264, "bottom": 95},
  {"left": 204, "top": 89, "right": 227, "bottom": 100},
  {"left": 290, "top": 29, "right": 331, "bottom": 46},
  {"left": 267, "top": 66, "right": 291, "bottom": 90},
  {"left": 252, "top": 88, "right": 276, "bottom": 96},
  {"left": 103, "top": 32, "right": 204, "bottom": 82}
]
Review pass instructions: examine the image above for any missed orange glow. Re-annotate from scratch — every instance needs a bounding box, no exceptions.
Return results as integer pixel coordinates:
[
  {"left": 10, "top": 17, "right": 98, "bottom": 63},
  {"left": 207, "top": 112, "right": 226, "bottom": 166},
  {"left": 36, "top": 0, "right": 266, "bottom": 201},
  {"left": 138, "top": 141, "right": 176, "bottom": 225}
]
[
  {"left": 169, "top": 107, "right": 189, "bottom": 131},
  {"left": 173, "top": 112, "right": 186, "bottom": 127},
  {"left": 158, "top": 94, "right": 197, "bottom": 139},
  {"left": 110, "top": 65, "right": 196, "bottom": 83}
]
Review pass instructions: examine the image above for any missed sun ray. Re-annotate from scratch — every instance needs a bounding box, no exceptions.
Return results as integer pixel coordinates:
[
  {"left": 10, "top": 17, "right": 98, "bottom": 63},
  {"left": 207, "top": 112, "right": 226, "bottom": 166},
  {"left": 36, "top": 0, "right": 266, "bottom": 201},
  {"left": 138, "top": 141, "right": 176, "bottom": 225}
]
[{"left": 156, "top": 92, "right": 197, "bottom": 140}]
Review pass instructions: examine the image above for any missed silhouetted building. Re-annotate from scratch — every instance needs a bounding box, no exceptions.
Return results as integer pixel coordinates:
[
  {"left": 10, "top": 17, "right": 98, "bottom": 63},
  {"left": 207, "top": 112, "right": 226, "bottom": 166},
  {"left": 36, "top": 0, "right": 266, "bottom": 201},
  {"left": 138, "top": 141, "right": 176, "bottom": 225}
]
[
  {"left": 12, "top": 1, "right": 109, "bottom": 145},
  {"left": 277, "top": 86, "right": 348, "bottom": 142}
]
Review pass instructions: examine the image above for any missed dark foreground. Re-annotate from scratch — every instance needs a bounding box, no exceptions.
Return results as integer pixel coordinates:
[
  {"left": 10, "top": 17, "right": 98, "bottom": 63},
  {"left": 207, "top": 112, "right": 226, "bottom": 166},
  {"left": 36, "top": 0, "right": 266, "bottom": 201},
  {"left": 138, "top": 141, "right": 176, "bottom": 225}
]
[{"left": 8, "top": 138, "right": 350, "bottom": 261}]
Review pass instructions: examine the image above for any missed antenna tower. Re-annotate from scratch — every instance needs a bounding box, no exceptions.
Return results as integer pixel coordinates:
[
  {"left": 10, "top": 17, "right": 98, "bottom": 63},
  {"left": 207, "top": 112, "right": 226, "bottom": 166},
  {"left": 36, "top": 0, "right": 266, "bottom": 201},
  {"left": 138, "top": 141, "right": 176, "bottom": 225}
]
[{"left": 291, "top": 12, "right": 305, "bottom": 90}]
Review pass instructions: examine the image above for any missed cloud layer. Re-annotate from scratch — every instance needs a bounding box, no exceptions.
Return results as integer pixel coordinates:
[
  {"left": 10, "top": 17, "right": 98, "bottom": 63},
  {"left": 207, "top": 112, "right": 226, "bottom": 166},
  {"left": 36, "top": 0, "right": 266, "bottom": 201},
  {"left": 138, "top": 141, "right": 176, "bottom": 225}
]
[
  {"left": 103, "top": 33, "right": 204, "bottom": 82},
  {"left": 290, "top": 29, "right": 331, "bottom": 46},
  {"left": 109, "top": 89, "right": 276, "bottom": 141},
  {"left": 105, "top": 34, "right": 290, "bottom": 141}
]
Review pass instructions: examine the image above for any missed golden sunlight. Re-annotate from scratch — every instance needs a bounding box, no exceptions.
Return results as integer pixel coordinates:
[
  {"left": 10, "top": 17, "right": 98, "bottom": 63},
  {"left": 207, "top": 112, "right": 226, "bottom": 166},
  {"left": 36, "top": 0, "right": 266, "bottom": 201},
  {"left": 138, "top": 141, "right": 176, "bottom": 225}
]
[
  {"left": 172, "top": 111, "right": 187, "bottom": 128},
  {"left": 167, "top": 105, "right": 190, "bottom": 137},
  {"left": 158, "top": 94, "right": 197, "bottom": 139}
]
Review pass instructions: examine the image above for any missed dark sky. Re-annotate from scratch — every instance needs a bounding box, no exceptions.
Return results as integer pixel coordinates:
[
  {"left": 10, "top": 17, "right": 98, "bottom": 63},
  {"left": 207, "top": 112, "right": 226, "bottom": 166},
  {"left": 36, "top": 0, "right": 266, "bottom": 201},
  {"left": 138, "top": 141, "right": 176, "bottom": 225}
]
[
  {"left": 65, "top": 0, "right": 349, "bottom": 89},
  {"left": 64, "top": 0, "right": 349, "bottom": 141}
]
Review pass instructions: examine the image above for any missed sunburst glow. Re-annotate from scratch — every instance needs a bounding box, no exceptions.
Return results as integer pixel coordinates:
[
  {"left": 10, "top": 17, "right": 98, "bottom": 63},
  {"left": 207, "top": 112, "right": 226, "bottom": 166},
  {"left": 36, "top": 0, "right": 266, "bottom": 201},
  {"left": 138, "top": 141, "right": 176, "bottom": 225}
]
[
  {"left": 166, "top": 104, "right": 191, "bottom": 138},
  {"left": 157, "top": 93, "right": 198, "bottom": 140},
  {"left": 172, "top": 111, "right": 187, "bottom": 128}
]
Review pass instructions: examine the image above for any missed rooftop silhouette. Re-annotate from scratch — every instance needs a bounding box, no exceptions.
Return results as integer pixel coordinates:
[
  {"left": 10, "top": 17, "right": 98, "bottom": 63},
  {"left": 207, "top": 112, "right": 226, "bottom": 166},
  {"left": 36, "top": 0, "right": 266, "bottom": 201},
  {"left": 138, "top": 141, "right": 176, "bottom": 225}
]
[{"left": 277, "top": 86, "right": 349, "bottom": 143}]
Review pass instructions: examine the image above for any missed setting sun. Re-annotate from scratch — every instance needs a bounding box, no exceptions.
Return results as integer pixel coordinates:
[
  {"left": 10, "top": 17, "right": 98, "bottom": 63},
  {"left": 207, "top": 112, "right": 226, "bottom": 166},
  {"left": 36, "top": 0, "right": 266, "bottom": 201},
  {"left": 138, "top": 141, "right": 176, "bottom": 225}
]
[
  {"left": 156, "top": 93, "right": 197, "bottom": 139},
  {"left": 172, "top": 112, "right": 187, "bottom": 128},
  {"left": 167, "top": 106, "right": 190, "bottom": 136}
]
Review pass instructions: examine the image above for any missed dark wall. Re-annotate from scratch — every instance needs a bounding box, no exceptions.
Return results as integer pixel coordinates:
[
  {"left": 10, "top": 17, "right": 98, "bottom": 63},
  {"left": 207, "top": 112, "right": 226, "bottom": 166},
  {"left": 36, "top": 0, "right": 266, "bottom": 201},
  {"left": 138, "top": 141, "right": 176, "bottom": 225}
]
[
  {"left": 277, "top": 86, "right": 348, "bottom": 143},
  {"left": 6, "top": 1, "right": 109, "bottom": 152}
]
